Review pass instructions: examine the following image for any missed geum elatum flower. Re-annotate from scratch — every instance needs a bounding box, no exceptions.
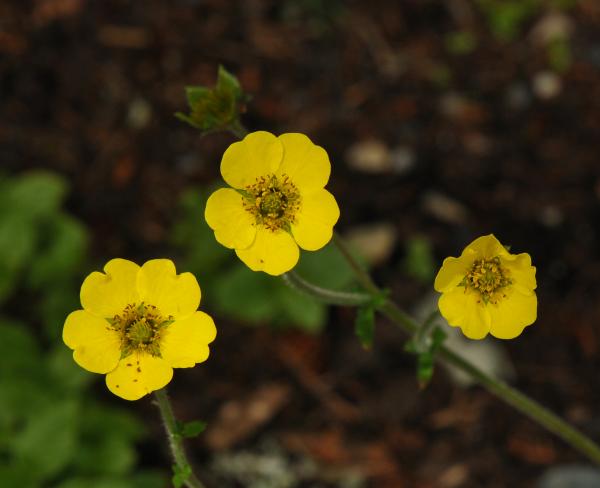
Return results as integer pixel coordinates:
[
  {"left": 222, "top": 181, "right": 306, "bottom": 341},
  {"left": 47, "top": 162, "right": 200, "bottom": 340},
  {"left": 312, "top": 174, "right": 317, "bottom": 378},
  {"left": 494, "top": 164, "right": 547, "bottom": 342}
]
[
  {"left": 63, "top": 259, "right": 216, "bottom": 400},
  {"left": 205, "top": 131, "right": 340, "bottom": 275},
  {"left": 434, "top": 234, "right": 537, "bottom": 340}
]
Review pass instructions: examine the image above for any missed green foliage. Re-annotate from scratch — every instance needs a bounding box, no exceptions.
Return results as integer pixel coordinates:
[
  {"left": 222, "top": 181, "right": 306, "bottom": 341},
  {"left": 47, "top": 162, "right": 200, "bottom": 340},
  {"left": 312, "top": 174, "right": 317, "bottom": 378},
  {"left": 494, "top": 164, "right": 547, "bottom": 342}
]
[
  {"left": 0, "top": 171, "right": 166, "bottom": 487},
  {"left": 405, "top": 323, "right": 447, "bottom": 389},
  {"left": 176, "top": 65, "right": 247, "bottom": 135},
  {"left": 172, "top": 464, "right": 192, "bottom": 488},
  {"left": 177, "top": 420, "right": 207, "bottom": 439},
  {"left": 0, "top": 172, "right": 87, "bottom": 324},
  {"left": 547, "top": 36, "right": 571, "bottom": 72},
  {"left": 172, "top": 187, "right": 357, "bottom": 332},
  {"left": 0, "top": 319, "right": 165, "bottom": 487},
  {"left": 445, "top": 31, "right": 478, "bottom": 55},
  {"left": 477, "top": 0, "right": 540, "bottom": 42},
  {"left": 403, "top": 236, "right": 435, "bottom": 284},
  {"left": 354, "top": 305, "right": 375, "bottom": 349}
]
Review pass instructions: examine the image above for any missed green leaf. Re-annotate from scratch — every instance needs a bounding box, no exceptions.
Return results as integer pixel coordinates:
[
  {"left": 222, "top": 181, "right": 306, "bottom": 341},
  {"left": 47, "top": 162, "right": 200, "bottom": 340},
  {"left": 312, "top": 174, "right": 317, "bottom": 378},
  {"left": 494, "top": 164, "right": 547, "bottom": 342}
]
[
  {"left": 80, "top": 404, "right": 145, "bottom": 443},
  {"left": 403, "top": 236, "right": 435, "bottom": 284},
  {"left": 185, "top": 86, "right": 211, "bottom": 106},
  {"left": 179, "top": 420, "right": 207, "bottom": 438},
  {"left": 27, "top": 213, "right": 88, "bottom": 289},
  {"left": 172, "top": 464, "right": 192, "bottom": 488},
  {"left": 216, "top": 65, "right": 242, "bottom": 98},
  {"left": 213, "top": 265, "right": 279, "bottom": 323},
  {"left": 296, "top": 242, "right": 355, "bottom": 290},
  {"left": 355, "top": 305, "right": 375, "bottom": 349},
  {"left": 39, "top": 283, "right": 81, "bottom": 340},
  {"left": 47, "top": 346, "right": 93, "bottom": 393},
  {"left": 407, "top": 326, "right": 447, "bottom": 388},
  {"left": 276, "top": 285, "right": 327, "bottom": 332},
  {"left": 177, "top": 65, "right": 245, "bottom": 134},
  {"left": 13, "top": 400, "right": 79, "bottom": 480},
  {"left": 6, "top": 171, "right": 67, "bottom": 219},
  {"left": 0, "top": 215, "right": 37, "bottom": 301},
  {"left": 171, "top": 188, "right": 231, "bottom": 277},
  {"left": 72, "top": 434, "right": 137, "bottom": 476},
  {"left": 0, "top": 318, "right": 40, "bottom": 374}
]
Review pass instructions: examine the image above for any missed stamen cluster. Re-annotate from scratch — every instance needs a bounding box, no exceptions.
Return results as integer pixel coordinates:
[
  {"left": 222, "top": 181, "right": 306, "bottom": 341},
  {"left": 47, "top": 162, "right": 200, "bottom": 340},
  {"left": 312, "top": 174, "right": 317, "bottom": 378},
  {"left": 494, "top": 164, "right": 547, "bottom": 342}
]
[
  {"left": 462, "top": 256, "right": 512, "bottom": 305},
  {"left": 243, "top": 174, "right": 301, "bottom": 232},
  {"left": 108, "top": 302, "right": 173, "bottom": 358}
]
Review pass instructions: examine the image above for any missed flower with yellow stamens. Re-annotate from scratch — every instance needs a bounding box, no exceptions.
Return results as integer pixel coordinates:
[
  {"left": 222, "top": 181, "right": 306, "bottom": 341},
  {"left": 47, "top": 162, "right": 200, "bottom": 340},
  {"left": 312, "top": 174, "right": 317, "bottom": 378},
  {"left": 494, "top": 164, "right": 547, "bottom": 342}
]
[
  {"left": 205, "top": 131, "right": 340, "bottom": 275},
  {"left": 434, "top": 234, "right": 537, "bottom": 340},
  {"left": 63, "top": 258, "right": 216, "bottom": 400}
]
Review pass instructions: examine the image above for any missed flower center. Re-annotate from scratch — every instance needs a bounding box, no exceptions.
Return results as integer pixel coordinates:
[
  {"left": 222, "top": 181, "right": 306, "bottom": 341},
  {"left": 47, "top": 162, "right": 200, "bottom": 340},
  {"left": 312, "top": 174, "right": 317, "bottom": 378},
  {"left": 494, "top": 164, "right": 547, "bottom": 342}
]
[
  {"left": 461, "top": 256, "right": 512, "bottom": 305},
  {"left": 107, "top": 302, "right": 174, "bottom": 358},
  {"left": 243, "top": 174, "right": 301, "bottom": 232}
]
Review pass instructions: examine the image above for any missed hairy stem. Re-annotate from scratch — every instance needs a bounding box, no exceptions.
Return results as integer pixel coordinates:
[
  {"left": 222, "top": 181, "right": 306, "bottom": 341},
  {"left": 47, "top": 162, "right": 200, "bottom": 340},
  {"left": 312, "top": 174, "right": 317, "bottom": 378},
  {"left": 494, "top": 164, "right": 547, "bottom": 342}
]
[
  {"left": 224, "top": 122, "right": 600, "bottom": 464},
  {"left": 282, "top": 271, "right": 371, "bottom": 306},
  {"left": 333, "top": 233, "right": 600, "bottom": 464},
  {"left": 154, "top": 388, "right": 205, "bottom": 488}
]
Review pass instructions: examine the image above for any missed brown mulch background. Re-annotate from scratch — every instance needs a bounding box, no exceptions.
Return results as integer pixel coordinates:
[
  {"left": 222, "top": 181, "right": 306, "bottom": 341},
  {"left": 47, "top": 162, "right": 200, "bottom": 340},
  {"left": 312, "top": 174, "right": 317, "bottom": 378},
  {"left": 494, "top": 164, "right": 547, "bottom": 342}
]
[{"left": 2, "top": 1, "right": 600, "bottom": 486}]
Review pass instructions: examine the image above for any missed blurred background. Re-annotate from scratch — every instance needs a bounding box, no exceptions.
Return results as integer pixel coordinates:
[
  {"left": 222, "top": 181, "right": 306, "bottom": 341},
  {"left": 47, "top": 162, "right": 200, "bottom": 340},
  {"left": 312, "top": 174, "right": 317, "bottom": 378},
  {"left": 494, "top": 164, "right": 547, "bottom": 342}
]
[{"left": 1, "top": 0, "right": 600, "bottom": 487}]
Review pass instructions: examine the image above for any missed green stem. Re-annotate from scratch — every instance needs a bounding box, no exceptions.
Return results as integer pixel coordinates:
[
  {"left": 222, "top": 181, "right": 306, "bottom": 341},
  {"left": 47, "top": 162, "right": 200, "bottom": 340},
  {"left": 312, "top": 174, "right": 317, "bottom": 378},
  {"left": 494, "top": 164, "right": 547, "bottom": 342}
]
[
  {"left": 282, "top": 271, "right": 371, "bottom": 306},
  {"left": 154, "top": 388, "right": 205, "bottom": 488},
  {"left": 222, "top": 126, "right": 600, "bottom": 464},
  {"left": 330, "top": 233, "right": 600, "bottom": 464},
  {"left": 227, "top": 120, "right": 248, "bottom": 139}
]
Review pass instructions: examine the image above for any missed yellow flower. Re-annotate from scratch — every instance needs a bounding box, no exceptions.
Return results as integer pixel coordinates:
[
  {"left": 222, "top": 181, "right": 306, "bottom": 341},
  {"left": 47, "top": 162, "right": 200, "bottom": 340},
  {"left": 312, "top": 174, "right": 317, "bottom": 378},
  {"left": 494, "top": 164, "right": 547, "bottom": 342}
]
[
  {"left": 434, "top": 234, "right": 537, "bottom": 340},
  {"left": 205, "top": 131, "right": 340, "bottom": 275},
  {"left": 63, "top": 259, "right": 216, "bottom": 400}
]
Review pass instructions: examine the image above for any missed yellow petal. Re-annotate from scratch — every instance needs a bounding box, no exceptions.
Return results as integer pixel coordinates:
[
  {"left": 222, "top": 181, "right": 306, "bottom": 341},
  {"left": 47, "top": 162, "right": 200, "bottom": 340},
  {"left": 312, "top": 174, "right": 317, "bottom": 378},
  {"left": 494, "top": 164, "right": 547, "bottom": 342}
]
[
  {"left": 80, "top": 259, "right": 140, "bottom": 318},
  {"left": 106, "top": 352, "right": 173, "bottom": 401},
  {"left": 275, "top": 133, "right": 331, "bottom": 192},
  {"left": 463, "top": 234, "right": 511, "bottom": 260},
  {"left": 235, "top": 227, "right": 299, "bottom": 275},
  {"left": 488, "top": 289, "right": 537, "bottom": 339},
  {"left": 438, "top": 288, "right": 491, "bottom": 340},
  {"left": 433, "top": 255, "right": 473, "bottom": 293},
  {"left": 205, "top": 188, "right": 257, "bottom": 249},
  {"left": 221, "top": 131, "right": 283, "bottom": 189},
  {"left": 292, "top": 189, "right": 339, "bottom": 251},
  {"left": 63, "top": 310, "right": 121, "bottom": 374},
  {"left": 505, "top": 253, "right": 537, "bottom": 294},
  {"left": 137, "top": 259, "right": 200, "bottom": 319},
  {"left": 160, "top": 311, "right": 216, "bottom": 368}
]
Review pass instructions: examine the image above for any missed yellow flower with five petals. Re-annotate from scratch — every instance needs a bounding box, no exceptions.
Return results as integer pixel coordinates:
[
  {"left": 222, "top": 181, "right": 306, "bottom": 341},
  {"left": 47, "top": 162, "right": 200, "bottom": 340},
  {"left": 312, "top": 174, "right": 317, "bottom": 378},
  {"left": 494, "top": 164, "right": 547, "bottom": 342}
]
[
  {"left": 434, "top": 234, "right": 537, "bottom": 340},
  {"left": 205, "top": 131, "right": 340, "bottom": 275},
  {"left": 63, "top": 258, "right": 216, "bottom": 400}
]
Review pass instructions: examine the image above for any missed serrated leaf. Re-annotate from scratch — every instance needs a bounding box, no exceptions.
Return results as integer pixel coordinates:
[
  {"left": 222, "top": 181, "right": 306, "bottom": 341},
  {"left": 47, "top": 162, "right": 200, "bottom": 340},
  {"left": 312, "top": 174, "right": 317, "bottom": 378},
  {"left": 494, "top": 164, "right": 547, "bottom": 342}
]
[{"left": 355, "top": 306, "right": 375, "bottom": 349}]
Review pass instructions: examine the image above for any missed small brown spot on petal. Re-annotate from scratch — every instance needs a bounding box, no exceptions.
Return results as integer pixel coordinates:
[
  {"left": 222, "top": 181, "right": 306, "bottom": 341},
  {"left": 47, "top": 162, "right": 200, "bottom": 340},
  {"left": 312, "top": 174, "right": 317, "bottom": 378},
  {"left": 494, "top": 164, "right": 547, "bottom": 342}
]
[{"left": 137, "top": 367, "right": 142, "bottom": 372}]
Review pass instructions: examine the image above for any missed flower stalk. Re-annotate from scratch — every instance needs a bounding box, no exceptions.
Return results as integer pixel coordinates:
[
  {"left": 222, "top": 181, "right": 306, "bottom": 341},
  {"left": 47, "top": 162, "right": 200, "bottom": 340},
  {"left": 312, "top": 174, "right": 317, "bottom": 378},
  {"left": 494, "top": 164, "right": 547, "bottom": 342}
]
[
  {"left": 153, "top": 388, "right": 205, "bottom": 488},
  {"left": 223, "top": 121, "right": 600, "bottom": 465},
  {"left": 282, "top": 271, "right": 371, "bottom": 306},
  {"left": 334, "top": 232, "right": 600, "bottom": 465}
]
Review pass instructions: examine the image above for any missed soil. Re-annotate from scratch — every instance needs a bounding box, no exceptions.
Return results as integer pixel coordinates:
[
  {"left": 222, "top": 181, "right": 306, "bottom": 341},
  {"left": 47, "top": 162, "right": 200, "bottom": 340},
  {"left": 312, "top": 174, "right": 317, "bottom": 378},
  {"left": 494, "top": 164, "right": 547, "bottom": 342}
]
[{"left": 2, "top": 1, "right": 600, "bottom": 487}]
